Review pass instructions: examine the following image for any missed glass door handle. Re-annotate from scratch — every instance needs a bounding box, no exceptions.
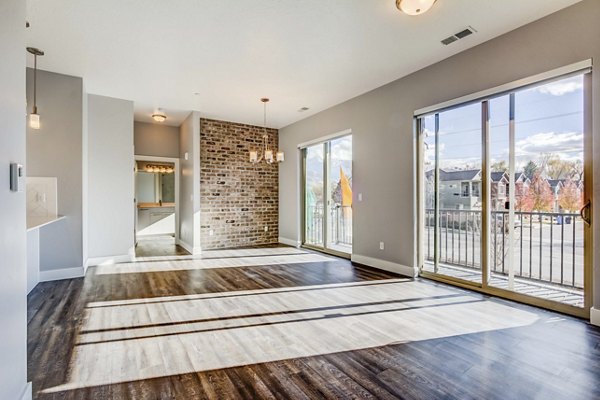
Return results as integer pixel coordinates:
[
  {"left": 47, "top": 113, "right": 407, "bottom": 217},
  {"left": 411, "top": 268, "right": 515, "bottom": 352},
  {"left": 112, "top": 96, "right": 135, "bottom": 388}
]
[{"left": 580, "top": 200, "right": 591, "bottom": 226}]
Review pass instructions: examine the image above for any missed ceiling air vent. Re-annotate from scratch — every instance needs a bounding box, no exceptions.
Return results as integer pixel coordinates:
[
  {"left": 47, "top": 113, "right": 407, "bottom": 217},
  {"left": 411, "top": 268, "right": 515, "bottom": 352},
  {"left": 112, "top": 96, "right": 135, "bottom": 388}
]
[{"left": 441, "top": 26, "right": 477, "bottom": 46}]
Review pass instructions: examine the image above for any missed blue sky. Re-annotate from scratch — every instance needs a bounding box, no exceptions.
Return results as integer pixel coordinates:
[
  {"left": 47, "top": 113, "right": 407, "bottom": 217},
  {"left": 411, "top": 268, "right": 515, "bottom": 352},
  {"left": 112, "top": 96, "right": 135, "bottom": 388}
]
[{"left": 424, "top": 74, "right": 584, "bottom": 172}]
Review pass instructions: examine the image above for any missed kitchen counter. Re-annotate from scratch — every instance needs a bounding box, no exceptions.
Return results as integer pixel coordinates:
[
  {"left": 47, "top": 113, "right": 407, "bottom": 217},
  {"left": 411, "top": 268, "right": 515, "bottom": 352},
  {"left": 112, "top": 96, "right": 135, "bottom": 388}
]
[{"left": 27, "top": 215, "right": 66, "bottom": 231}]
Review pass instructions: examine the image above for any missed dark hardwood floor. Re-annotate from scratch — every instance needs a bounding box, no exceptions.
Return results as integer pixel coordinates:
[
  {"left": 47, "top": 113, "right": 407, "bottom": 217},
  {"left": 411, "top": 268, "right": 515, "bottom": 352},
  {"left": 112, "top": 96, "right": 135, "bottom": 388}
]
[
  {"left": 28, "top": 246, "right": 600, "bottom": 399},
  {"left": 135, "top": 235, "right": 190, "bottom": 258}
]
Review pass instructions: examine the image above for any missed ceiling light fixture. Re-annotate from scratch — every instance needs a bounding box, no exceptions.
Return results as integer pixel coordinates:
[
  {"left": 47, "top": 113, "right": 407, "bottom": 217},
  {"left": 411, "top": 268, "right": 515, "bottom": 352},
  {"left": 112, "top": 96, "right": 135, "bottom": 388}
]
[
  {"left": 396, "top": 0, "right": 437, "bottom": 16},
  {"left": 27, "top": 47, "right": 44, "bottom": 130},
  {"left": 249, "top": 98, "right": 284, "bottom": 164},
  {"left": 152, "top": 108, "right": 167, "bottom": 122},
  {"left": 144, "top": 164, "right": 174, "bottom": 174}
]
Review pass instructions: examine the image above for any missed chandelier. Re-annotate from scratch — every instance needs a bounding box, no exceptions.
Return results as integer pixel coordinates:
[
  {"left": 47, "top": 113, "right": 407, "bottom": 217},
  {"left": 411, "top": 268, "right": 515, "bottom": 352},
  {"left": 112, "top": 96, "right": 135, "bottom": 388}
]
[{"left": 249, "top": 98, "right": 284, "bottom": 164}]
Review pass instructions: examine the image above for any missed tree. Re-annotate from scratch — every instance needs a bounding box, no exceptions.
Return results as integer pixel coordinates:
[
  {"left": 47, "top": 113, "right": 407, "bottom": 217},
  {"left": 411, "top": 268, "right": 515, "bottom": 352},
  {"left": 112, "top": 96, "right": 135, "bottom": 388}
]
[
  {"left": 558, "top": 179, "right": 582, "bottom": 212},
  {"left": 520, "top": 172, "right": 554, "bottom": 212},
  {"left": 571, "top": 159, "right": 584, "bottom": 183},
  {"left": 523, "top": 161, "right": 538, "bottom": 179},
  {"left": 546, "top": 154, "right": 575, "bottom": 180},
  {"left": 491, "top": 160, "right": 508, "bottom": 173}
]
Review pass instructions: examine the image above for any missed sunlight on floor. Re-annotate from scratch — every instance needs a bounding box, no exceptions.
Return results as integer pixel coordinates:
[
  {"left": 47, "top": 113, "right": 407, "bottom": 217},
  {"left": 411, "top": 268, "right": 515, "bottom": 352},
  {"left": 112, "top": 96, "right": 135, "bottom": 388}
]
[
  {"left": 96, "top": 252, "right": 337, "bottom": 275},
  {"left": 44, "top": 277, "right": 540, "bottom": 393}
]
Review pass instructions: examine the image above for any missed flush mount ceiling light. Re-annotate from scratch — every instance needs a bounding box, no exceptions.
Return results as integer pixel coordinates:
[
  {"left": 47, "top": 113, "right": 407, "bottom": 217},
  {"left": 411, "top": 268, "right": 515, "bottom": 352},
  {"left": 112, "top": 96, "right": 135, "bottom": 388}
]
[
  {"left": 396, "top": 0, "right": 437, "bottom": 15},
  {"left": 152, "top": 108, "right": 167, "bottom": 122},
  {"left": 27, "top": 47, "right": 45, "bottom": 130},
  {"left": 249, "top": 98, "right": 284, "bottom": 164}
]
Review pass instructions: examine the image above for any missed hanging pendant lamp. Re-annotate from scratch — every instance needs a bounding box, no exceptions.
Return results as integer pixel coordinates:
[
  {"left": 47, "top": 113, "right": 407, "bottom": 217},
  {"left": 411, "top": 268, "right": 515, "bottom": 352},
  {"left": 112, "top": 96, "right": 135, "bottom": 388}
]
[
  {"left": 27, "top": 47, "right": 45, "bottom": 130},
  {"left": 249, "top": 98, "right": 284, "bottom": 164}
]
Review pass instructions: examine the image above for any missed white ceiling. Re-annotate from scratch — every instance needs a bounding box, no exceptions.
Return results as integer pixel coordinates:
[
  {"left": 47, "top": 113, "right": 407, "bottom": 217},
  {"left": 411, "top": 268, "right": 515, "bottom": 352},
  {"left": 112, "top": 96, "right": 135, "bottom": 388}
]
[{"left": 25, "top": 0, "right": 581, "bottom": 128}]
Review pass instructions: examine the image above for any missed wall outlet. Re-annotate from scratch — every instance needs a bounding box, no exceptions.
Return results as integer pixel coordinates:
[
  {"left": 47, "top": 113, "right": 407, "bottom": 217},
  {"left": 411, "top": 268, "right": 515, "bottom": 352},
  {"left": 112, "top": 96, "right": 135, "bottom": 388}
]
[
  {"left": 379, "top": 242, "right": 385, "bottom": 250},
  {"left": 264, "top": 225, "right": 269, "bottom": 232},
  {"left": 358, "top": 193, "right": 363, "bottom": 202},
  {"left": 209, "top": 229, "right": 214, "bottom": 236}
]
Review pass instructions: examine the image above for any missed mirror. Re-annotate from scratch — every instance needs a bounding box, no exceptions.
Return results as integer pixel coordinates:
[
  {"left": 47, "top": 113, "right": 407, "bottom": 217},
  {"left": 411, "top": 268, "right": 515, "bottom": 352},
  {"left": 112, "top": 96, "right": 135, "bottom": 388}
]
[{"left": 136, "top": 161, "right": 175, "bottom": 205}]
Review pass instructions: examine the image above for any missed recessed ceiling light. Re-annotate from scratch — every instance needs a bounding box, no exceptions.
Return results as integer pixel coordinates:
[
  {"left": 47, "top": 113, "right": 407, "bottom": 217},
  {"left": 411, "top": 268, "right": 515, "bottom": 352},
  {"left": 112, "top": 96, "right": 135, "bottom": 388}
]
[{"left": 298, "top": 107, "right": 310, "bottom": 112}]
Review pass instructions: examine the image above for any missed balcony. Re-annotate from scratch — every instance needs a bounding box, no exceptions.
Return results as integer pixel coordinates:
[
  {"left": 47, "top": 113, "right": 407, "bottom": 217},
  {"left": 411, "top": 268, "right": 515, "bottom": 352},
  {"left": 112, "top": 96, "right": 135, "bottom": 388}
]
[
  {"left": 306, "top": 204, "right": 352, "bottom": 253},
  {"left": 424, "top": 209, "right": 584, "bottom": 307}
]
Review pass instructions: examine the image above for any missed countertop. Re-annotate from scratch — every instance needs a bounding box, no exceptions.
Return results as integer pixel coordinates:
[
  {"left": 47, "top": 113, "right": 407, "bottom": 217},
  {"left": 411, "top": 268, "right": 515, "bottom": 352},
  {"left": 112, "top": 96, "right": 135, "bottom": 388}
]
[
  {"left": 137, "top": 202, "right": 175, "bottom": 209},
  {"left": 27, "top": 215, "right": 66, "bottom": 231}
]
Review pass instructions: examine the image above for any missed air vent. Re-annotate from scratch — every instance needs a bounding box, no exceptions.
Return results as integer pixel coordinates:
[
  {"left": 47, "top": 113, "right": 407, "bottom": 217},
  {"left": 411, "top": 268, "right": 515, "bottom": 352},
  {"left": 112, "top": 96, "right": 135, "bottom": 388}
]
[
  {"left": 455, "top": 28, "right": 474, "bottom": 39},
  {"left": 441, "top": 36, "right": 458, "bottom": 46},
  {"left": 441, "top": 26, "right": 477, "bottom": 45}
]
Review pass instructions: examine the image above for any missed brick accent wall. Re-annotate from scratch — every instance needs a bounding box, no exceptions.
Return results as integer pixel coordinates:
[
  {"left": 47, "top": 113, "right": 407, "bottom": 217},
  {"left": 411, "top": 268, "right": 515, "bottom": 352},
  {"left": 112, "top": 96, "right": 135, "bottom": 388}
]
[{"left": 200, "top": 118, "right": 279, "bottom": 249}]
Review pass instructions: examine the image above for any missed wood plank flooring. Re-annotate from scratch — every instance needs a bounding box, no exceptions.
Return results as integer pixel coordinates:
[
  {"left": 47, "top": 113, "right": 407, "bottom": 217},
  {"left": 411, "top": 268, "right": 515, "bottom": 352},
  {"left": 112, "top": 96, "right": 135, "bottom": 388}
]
[
  {"left": 135, "top": 236, "right": 190, "bottom": 258},
  {"left": 28, "top": 246, "right": 600, "bottom": 399}
]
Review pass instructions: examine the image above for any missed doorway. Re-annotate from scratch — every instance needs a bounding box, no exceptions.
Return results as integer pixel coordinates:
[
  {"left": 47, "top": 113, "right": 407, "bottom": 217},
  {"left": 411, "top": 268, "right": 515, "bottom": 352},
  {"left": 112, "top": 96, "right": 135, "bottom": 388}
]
[
  {"left": 418, "top": 69, "right": 592, "bottom": 317},
  {"left": 134, "top": 155, "right": 188, "bottom": 257},
  {"left": 302, "top": 134, "right": 353, "bottom": 256}
]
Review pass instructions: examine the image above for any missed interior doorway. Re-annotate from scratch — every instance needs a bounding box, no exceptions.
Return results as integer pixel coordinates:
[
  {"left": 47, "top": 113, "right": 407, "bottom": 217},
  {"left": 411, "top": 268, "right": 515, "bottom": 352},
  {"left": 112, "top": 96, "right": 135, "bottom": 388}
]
[{"left": 134, "top": 155, "right": 188, "bottom": 257}]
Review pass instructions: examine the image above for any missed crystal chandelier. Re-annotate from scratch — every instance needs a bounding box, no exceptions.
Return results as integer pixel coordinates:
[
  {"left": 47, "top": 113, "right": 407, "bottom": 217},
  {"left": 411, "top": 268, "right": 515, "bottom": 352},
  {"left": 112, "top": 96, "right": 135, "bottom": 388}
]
[{"left": 249, "top": 98, "right": 284, "bottom": 164}]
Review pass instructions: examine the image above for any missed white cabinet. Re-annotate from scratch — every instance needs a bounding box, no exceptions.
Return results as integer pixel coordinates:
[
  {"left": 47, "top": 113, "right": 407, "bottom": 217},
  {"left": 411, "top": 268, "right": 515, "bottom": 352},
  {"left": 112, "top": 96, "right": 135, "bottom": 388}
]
[{"left": 137, "top": 206, "right": 175, "bottom": 236}]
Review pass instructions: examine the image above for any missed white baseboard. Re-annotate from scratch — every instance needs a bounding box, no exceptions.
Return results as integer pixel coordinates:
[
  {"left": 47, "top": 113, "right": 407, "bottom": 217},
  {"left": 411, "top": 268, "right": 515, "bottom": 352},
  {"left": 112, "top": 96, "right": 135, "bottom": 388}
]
[
  {"left": 20, "top": 382, "right": 32, "bottom": 400},
  {"left": 39, "top": 266, "right": 85, "bottom": 282},
  {"left": 591, "top": 307, "right": 600, "bottom": 327},
  {"left": 86, "top": 254, "right": 132, "bottom": 267},
  {"left": 279, "top": 237, "right": 301, "bottom": 248},
  {"left": 179, "top": 239, "right": 201, "bottom": 255},
  {"left": 351, "top": 254, "right": 417, "bottom": 278}
]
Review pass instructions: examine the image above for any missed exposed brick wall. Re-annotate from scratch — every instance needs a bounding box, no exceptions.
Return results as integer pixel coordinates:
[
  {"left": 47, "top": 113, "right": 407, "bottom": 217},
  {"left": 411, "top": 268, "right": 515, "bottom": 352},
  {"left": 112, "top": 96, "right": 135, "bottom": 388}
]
[{"left": 200, "top": 118, "right": 279, "bottom": 249}]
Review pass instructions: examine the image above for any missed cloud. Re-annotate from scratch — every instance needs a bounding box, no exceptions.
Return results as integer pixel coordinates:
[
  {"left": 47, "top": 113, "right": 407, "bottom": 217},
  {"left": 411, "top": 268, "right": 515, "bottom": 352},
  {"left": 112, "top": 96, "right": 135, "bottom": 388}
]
[
  {"left": 515, "top": 131, "right": 583, "bottom": 157},
  {"left": 537, "top": 79, "right": 583, "bottom": 96}
]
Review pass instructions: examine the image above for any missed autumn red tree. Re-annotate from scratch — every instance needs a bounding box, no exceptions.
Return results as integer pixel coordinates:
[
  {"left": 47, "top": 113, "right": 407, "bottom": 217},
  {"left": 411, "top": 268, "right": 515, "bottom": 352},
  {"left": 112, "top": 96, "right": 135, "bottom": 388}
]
[
  {"left": 520, "top": 173, "right": 554, "bottom": 212},
  {"left": 558, "top": 179, "right": 582, "bottom": 212}
]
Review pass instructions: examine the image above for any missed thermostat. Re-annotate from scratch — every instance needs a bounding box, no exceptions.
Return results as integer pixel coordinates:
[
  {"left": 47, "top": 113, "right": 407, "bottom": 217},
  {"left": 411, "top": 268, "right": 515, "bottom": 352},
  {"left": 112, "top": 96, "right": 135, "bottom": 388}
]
[{"left": 10, "top": 163, "right": 24, "bottom": 192}]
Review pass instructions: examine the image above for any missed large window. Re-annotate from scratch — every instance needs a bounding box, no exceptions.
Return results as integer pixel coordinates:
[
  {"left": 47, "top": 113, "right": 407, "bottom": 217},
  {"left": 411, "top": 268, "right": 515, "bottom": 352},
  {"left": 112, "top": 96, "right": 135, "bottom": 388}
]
[{"left": 418, "top": 69, "right": 591, "bottom": 316}]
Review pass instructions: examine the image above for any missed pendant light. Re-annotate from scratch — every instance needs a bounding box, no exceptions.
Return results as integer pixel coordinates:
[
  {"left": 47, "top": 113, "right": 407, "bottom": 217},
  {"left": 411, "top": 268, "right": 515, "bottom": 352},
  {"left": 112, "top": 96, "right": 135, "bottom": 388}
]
[
  {"left": 27, "top": 47, "right": 44, "bottom": 130},
  {"left": 396, "top": 0, "right": 437, "bottom": 16},
  {"left": 249, "top": 98, "right": 284, "bottom": 164}
]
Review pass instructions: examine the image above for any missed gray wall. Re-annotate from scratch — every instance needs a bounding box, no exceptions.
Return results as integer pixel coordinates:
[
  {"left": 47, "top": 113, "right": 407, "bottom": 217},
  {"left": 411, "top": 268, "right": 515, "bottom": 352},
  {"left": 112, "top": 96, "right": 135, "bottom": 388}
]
[
  {"left": 87, "top": 94, "right": 135, "bottom": 260},
  {"left": 134, "top": 121, "right": 180, "bottom": 158},
  {"left": 27, "top": 69, "right": 83, "bottom": 272},
  {"left": 179, "top": 111, "right": 201, "bottom": 252},
  {"left": 0, "top": 0, "right": 28, "bottom": 398},
  {"left": 279, "top": 0, "right": 600, "bottom": 306}
]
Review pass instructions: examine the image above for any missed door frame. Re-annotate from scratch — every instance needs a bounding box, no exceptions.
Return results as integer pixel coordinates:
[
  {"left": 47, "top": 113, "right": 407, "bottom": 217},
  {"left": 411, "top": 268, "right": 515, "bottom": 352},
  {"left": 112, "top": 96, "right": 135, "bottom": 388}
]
[
  {"left": 416, "top": 66, "right": 593, "bottom": 319},
  {"left": 134, "top": 155, "right": 180, "bottom": 245}
]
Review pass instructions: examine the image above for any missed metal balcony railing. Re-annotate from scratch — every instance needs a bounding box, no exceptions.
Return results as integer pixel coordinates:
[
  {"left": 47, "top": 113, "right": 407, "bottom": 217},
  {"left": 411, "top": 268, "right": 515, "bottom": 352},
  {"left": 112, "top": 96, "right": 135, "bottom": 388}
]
[
  {"left": 306, "top": 204, "right": 353, "bottom": 246},
  {"left": 424, "top": 209, "right": 583, "bottom": 289}
]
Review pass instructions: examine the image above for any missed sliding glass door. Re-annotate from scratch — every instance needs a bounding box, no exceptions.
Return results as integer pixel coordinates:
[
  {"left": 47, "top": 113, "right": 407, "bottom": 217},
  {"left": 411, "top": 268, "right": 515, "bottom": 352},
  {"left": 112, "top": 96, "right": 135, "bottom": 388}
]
[
  {"left": 303, "top": 135, "right": 353, "bottom": 255},
  {"left": 421, "top": 103, "right": 483, "bottom": 285},
  {"left": 418, "top": 70, "right": 591, "bottom": 317}
]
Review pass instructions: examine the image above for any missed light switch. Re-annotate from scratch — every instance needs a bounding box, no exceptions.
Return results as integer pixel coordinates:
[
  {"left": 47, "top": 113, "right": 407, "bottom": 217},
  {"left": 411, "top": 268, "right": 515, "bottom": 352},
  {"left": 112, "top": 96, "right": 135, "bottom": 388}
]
[{"left": 358, "top": 193, "right": 363, "bottom": 202}]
